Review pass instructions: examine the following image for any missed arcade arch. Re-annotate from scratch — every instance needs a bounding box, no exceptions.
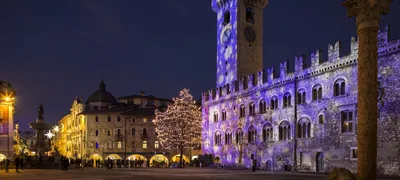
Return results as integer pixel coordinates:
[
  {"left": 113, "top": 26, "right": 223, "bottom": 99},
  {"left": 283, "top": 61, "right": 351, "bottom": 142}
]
[
  {"left": 171, "top": 154, "right": 189, "bottom": 163},
  {"left": 127, "top": 154, "right": 147, "bottom": 161},
  {"left": 0, "top": 154, "right": 6, "bottom": 161},
  {"left": 149, "top": 154, "right": 169, "bottom": 167},
  {"left": 105, "top": 154, "right": 121, "bottom": 160}
]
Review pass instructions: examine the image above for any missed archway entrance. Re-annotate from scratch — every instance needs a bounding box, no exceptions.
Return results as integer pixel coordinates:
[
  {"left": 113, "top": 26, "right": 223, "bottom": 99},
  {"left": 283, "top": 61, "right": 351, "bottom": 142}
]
[
  {"left": 266, "top": 160, "right": 272, "bottom": 171},
  {"left": 89, "top": 153, "right": 103, "bottom": 167},
  {"left": 316, "top": 152, "right": 324, "bottom": 172},
  {"left": 171, "top": 154, "right": 189, "bottom": 164},
  {"left": 105, "top": 154, "right": 121, "bottom": 160},
  {"left": 127, "top": 154, "right": 147, "bottom": 167},
  {"left": 149, "top": 154, "right": 169, "bottom": 167},
  {"left": 0, "top": 154, "right": 6, "bottom": 161}
]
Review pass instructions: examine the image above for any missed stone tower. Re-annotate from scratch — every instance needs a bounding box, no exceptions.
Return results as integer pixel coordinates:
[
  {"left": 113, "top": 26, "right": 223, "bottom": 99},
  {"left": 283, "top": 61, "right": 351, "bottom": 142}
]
[{"left": 212, "top": 0, "right": 268, "bottom": 87}]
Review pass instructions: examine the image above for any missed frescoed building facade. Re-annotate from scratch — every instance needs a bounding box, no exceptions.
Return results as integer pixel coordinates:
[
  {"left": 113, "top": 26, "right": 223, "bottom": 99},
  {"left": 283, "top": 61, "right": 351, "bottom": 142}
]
[{"left": 201, "top": 0, "right": 400, "bottom": 175}]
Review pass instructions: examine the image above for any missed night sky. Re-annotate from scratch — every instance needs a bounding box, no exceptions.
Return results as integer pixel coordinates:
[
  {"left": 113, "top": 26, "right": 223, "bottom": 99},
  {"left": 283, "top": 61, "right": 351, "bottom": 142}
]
[{"left": 1, "top": 0, "right": 399, "bottom": 131}]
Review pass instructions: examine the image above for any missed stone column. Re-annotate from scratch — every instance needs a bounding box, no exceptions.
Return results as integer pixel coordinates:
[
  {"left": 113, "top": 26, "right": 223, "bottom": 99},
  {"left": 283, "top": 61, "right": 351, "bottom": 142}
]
[{"left": 343, "top": 0, "right": 392, "bottom": 179}]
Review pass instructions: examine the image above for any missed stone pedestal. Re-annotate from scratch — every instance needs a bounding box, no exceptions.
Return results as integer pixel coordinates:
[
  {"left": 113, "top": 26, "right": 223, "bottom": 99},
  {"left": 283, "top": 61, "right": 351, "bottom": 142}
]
[{"left": 343, "top": 0, "right": 392, "bottom": 179}]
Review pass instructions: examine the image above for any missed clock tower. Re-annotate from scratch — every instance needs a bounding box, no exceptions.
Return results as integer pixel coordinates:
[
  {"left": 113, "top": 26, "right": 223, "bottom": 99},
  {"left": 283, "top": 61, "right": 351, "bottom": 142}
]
[{"left": 212, "top": 0, "right": 268, "bottom": 87}]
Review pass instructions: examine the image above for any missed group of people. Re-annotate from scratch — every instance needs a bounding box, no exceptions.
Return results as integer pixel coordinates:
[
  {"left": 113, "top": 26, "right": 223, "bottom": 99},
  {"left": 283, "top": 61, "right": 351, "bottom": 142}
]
[
  {"left": 104, "top": 158, "right": 145, "bottom": 169},
  {"left": 0, "top": 157, "right": 24, "bottom": 173},
  {"left": 60, "top": 156, "right": 83, "bottom": 170}
]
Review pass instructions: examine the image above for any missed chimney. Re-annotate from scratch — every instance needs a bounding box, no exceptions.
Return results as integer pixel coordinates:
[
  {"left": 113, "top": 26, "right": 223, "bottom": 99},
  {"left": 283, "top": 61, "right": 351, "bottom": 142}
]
[{"left": 140, "top": 91, "right": 145, "bottom": 96}]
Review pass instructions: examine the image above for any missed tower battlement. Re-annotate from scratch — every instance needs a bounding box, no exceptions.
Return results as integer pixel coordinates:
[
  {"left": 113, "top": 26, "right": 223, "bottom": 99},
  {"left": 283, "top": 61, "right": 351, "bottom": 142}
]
[{"left": 203, "top": 25, "right": 398, "bottom": 103}]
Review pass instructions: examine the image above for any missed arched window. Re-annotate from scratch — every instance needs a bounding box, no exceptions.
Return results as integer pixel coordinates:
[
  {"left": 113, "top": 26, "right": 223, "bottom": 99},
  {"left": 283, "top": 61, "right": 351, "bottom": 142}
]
[
  {"left": 246, "top": 7, "right": 254, "bottom": 24},
  {"left": 132, "top": 128, "right": 135, "bottom": 136},
  {"left": 248, "top": 126, "right": 257, "bottom": 143},
  {"left": 312, "top": 84, "right": 323, "bottom": 100},
  {"left": 214, "top": 131, "right": 222, "bottom": 145},
  {"left": 297, "top": 117, "right": 311, "bottom": 138},
  {"left": 223, "top": 11, "right": 230, "bottom": 25},
  {"left": 95, "top": 130, "right": 99, "bottom": 136},
  {"left": 108, "top": 116, "right": 111, "bottom": 122},
  {"left": 155, "top": 141, "right": 159, "bottom": 148},
  {"left": 319, "top": 114, "right": 324, "bottom": 124},
  {"left": 259, "top": 99, "right": 266, "bottom": 114},
  {"left": 214, "top": 111, "right": 219, "bottom": 122},
  {"left": 225, "top": 129, "right": 232, "bottom": 145},
  {"left": 239, "top": 104, "right": 246, "bottom": 117},
  {"left": 297, "top": 89, "right": 306, "bottom": 104},
  {"left": 341, "top": 110, "right": 354, "bottom": 133},
  {"left": 279, "top": 121, "right": 291, "bottom": 141},
  {"left": 117, "top": 116, "right": 121, "bottom": 122},
  {"left": 262, "top": 123, "right": 273, "bottom": 142},
  {"left": 95, "top": 116, "right": 99, "bottom": 122},
  {"left": 249, "top": 102, "right": 255, "bottom": 115},
  {"left": 95, "top": 142, "right": 99, "bottom": 149},
  {"left": 107, "top": 129, "right": 112, "bottom": 136},
  {"left": 131, "top": 141, "right": 135, "bottom": 149},
  {"left": 222, "top": 110, "right": 227, "bottom": 120},
  {"left": 117, "top": 129, "right": 121, "bottom": 136},
  {"left": 235, "top": 128, "right": 243, "bottom": 144},
  {"left": 283, "top": 93, "right": 292, "bottom": 107},
  {"left": 143, "top": 128, "right": 147, "bottom": 136},
  {"left": 334, "top": 79, "right": 346, "bottom": 96},
  {"left": 270, "top": 96, "right": 278, "bottom": 110}
]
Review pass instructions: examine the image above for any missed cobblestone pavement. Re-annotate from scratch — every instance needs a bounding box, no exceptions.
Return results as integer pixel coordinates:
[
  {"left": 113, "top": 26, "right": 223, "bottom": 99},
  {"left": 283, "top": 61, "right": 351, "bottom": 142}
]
[{"left": 0, "top": 168, "right": 397, "bottom": 180}]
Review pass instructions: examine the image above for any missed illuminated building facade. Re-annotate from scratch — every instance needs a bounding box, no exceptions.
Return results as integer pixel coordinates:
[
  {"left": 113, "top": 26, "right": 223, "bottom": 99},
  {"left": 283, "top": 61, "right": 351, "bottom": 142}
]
[
  {"left": 202, "top": 0, "right": 400, "bottom": 175},
  {"left": 0, "top": 80, "right": 16, "bottom": 161},
  {"left": 55, "top": 81, "right": 201, "bottom": 166}
]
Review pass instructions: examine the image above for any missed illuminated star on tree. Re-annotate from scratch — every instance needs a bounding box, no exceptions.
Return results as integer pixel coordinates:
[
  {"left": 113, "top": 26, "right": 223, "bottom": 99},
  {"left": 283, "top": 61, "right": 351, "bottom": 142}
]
[{"left": 45, "top": 130, "right": 54, "bottom": 139}]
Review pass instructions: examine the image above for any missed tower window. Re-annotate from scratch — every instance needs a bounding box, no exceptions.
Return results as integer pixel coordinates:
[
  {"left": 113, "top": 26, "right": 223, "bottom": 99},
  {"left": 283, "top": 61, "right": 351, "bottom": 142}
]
[
  {"left": 246, "top": 8, "right": 254, "bottom": 24},
  {"left": 223, "top": 11, "right": 230, "bottom": 25}
]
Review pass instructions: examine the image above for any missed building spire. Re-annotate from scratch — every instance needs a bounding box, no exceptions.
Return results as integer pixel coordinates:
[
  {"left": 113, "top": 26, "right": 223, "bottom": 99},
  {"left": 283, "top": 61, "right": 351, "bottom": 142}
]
[{"left": 100, "top": 78, "right": 106, "bottom": 91}]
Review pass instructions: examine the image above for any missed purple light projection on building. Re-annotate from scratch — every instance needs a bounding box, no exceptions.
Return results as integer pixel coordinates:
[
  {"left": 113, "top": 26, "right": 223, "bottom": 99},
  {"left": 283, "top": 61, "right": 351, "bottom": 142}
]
[{"left": 202, "top": 0, "right": 400, "bottom": 176}]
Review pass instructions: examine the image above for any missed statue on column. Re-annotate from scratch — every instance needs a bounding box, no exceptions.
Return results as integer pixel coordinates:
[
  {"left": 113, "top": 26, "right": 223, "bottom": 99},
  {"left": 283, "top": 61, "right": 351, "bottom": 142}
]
[{"left": 37, "top": 104, "right": 44, "bottom": 120}]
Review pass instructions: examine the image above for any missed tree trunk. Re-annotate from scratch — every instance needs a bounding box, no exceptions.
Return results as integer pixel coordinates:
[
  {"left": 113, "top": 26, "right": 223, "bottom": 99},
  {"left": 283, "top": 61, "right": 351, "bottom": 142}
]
[{"left": 179, "top": 147, "right": 184, "bottom": 168}]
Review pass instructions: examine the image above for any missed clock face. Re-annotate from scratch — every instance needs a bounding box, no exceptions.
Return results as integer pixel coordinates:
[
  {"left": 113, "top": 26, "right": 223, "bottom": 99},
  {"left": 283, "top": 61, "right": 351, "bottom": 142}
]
[
  {"left": 244, "top": 26, "right": 256, "bottom": 42},
  {"left": 221, "top": 26, "right": 232, "bottom": 44}
]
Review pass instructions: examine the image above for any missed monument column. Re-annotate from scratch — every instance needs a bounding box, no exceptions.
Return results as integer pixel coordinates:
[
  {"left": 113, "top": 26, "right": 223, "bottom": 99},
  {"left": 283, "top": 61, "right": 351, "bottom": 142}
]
[{"left": 343, "top": 0, "right": 392, "bottom": 179}]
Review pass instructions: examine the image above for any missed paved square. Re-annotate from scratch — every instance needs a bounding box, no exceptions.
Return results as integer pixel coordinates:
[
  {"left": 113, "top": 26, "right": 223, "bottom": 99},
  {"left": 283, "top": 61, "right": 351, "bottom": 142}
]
[{"left": 0, "top": 168, "right": 397, "bottom": 180}]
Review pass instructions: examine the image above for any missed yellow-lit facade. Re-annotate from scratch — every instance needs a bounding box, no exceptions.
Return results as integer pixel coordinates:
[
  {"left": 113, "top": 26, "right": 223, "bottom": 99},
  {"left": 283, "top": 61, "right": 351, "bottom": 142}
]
[{"left": 0, "top": 80, "right": 16, "bottom": 160}]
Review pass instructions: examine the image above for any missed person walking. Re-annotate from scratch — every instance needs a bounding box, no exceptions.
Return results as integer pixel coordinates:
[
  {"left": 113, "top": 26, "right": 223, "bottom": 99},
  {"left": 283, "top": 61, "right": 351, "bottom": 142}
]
[
  {"left": 5, "top": 158, "right": 10, "bottom": 173},
  {"left": 20, "top": 158, "right": 24, "bottom": 170},
  {"left": 252, "top": 159, "right": 257, "bottom": 172},
  {"left": 15, "top": 157, "right": 20, "bottom": 173}
]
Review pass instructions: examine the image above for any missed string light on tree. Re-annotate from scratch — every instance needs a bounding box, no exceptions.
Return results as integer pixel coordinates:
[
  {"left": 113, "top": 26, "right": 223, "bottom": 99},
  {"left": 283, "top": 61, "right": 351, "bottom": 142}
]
[{"left": 154, "top": 88, "right": 202, "bottom": 168}]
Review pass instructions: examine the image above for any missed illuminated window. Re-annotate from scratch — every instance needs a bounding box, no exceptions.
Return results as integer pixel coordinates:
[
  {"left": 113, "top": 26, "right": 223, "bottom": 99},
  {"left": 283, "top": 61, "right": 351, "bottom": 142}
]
[
  {"left": 249, "top": 102, "right": 255, "bottom": 115},
  {"left": 259, "top": 99, "right": 266, "bottom": 114},
  {"left": 319, "top": 114, "right": 324, "bottom": 124},
  {"left": 143, "top": 118, "right": 147, "bottom": 123},
  {"left": 214, "top": 131, "right": 222, "bottom": 145},
  {"left": 297, "top": 117, "right": 311, "bottom": 138},
  {"left": 95, "top": 142, "right": 99, "bottom": 149},
  {"left": 283, "top": 93, "right": 292, "bottom": 107},
  {"left": 297, "top": 89, "right": 306, "bottom": 104},
  {"left": 95, "top": 116, "right": 99, "bottom": 122},
  {"left": 334, "top": 79, "right": 346, "bottom": 96},
  {"left": 247, "top": 126, "right": 256, "bottom": 143},
  {"left": 225, "top": 129, "right": 232, "bottom": 145},
  {"left": 131, "top": 128, "right": 135, "bottom": 136},
  {"left": 239, "top": 104, "right": 246, "bottom": 117},
  {"left": 214, "top": 111, "right": 219, "bottom": 122},
  {"left": 223, "top": 11, "right": 230, "bottom": 25},
  {"left": 312, "top": 84, "right": 323, "bottom": 100},
  {"left": 235, "top": 129, "right": 243, "bottom": 144},
  {"left": 270, "top": 96, "right": 278, "bottom": 110},
  {"left": 350, "top": 147, "right": 357, "bottom": 160},
  {"left": 246, "top": 7, "right": 254, "bottom": 24},
  {"left": 118, "top": 142, "right": 122, "bottom": 149},
  {"left": 341, "top": 111, "right": 354, "bottom": 133},
  {"left": 108, "top": 129, "right": 112, "bottom": 136},
  {"left": 108, "top": 116, "right": 111, "bottom": 122},
  {"left": 222, "top": 110, "right": 227, "bottom": 121},
  {"left": 262, "top": 123, "right": 273, "bottom": 142},
  {"left": 155, "top": 141, "right": 159, "bottom": 148},
  {"left": 279, "top": 121, "right": 291, "bottom": 141},
  {"left": 143, "top": 141, "right": 147, "bottom": 149},
  {"left": 95, "top": 130, "right": 99, "bottom": 136}
]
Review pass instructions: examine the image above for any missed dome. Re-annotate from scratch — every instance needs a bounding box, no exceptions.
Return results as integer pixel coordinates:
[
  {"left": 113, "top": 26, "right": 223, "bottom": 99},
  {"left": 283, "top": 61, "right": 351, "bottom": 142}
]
[{"left": 86, "top": 80, "right": 118, "bottom": 104}]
